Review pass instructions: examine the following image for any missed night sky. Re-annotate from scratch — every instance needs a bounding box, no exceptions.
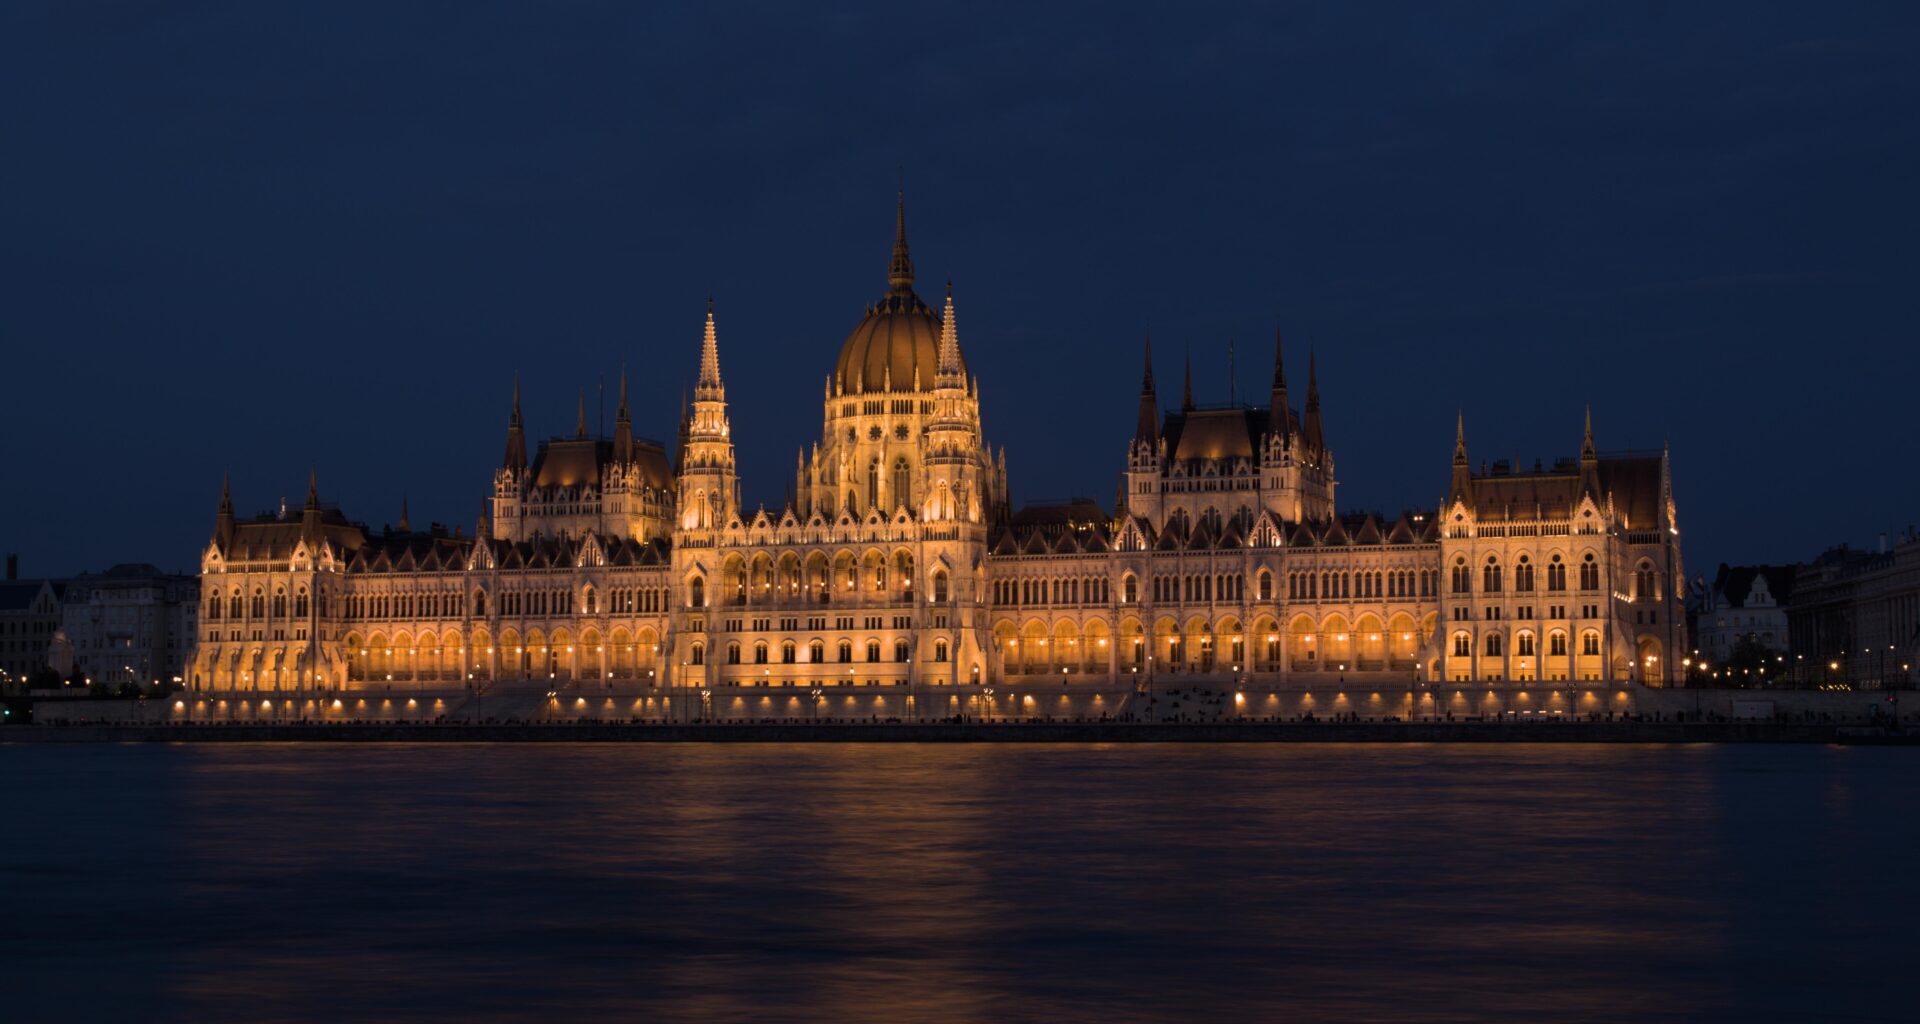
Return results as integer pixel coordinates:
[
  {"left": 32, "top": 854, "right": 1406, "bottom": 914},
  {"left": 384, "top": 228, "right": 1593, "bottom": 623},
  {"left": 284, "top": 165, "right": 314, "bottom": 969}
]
[{"left": 4, "top": 2, "right": 1916, "bottom": 579}]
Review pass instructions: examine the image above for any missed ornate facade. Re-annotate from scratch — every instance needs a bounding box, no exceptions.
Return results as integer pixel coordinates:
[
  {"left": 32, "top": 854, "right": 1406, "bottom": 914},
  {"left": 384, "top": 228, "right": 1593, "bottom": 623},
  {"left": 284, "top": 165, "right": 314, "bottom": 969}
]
[{"left": 190, "top": 199, "right": 1687, "bottom": 700}]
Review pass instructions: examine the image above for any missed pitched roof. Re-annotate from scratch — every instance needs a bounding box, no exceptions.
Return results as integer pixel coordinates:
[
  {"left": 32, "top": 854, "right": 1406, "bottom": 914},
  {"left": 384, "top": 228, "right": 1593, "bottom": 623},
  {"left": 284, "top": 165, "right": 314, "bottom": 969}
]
[{"left": 1711, "top": 564, "right": 1798, "bottom": 608}]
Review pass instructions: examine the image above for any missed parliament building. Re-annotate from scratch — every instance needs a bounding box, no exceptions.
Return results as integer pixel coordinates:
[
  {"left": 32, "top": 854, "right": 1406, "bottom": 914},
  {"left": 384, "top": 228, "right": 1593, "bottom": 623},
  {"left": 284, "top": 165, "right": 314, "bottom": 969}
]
[{"left": 190, "top": 201, "right": 1687, "bottom": 708}]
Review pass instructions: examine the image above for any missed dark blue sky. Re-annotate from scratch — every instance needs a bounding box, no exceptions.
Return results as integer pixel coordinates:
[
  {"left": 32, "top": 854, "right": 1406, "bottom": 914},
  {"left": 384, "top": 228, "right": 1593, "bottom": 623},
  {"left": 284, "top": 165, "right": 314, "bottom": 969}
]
[{"left": 4, "top": 2, "right": 1916, "bottom": 577}]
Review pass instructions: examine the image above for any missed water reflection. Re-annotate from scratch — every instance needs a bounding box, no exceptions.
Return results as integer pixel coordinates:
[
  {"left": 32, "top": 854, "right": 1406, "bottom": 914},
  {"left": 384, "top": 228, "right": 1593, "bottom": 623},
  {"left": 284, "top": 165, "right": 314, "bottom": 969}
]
[{"left": 4, "top": 744, "right": 1915, "bottom": 1022}]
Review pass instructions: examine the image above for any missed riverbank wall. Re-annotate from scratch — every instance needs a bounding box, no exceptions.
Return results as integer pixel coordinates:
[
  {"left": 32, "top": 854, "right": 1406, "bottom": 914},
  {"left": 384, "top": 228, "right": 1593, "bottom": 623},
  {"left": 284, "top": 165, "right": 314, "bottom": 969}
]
[{"left": 4, "top": 720, "right": 1912, "bottom": 744}]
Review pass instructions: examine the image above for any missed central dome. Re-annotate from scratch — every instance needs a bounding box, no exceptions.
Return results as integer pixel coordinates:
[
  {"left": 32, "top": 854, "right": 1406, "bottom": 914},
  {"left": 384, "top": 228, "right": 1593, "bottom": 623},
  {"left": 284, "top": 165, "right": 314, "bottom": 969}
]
[
  {"left": 833, "top": 197, "right": 964, "bottom": 395},
  {"left": 837, "top": 290, "right": 941, "bottom": 394}
]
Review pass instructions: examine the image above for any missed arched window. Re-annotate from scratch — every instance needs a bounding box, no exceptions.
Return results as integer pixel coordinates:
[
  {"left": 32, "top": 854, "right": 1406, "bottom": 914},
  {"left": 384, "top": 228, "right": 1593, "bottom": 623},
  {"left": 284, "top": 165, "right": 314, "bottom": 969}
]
[
  {"left": 689, "top": 577, "right": 706, "bottom": 608},
  {"left": 295, "top": 589, "right": 309, "bottom": 617},
  {"left": 1635, "top": 563, "right": 1657, "bottom": 600},
  {"left": 894, "top": 639, "right": 909, "bottom": 662},
  {"left": 1451, "top": 558, "right": 1470, "bottom": 594},
  {"left": 808, "top": 640, "right": 824, "bottom": 663},
  {"left": 207, "top": 596, "right": 221, "bottom": 621},
  {"left": 1257, "top": 570, "right": 1273, "bottom": 601},
  {"left": 1549, "top": 630, "right": 1568, "bottom": 656},
  {"left": 891, "top": 458, "right": 911, "bottom": 511},
  {"left": 1547, "top": 555, "right": 1567, "bottom": 592},
  {"left": 1515, "top": 556, "right": 1534, "bottom": 593},
  {"left": 1453, "top": 632, "right": 1472, "bottom": 657},
  {"left": 1517, "top": 632, "right": 1536, "bottom": 657},
  {"left": 1581, "top": 630, "right": 1600, "bottom": 656},
  {"left": 473, "top": 591, "right": 487, "bottom": 617},
  {"left": 1482, "top": 557, "right": 1502, "bottom": 594},
  {"left": 690, "top": 642, "right": 705, "bottom": 666},
  {"left": 866, "top": 640, "right": 882, "bottom": 663},
  {"left": 727, "top": 642, "right": 742, "bottom": 665},
  {"left": 1485, "top": 633, "right": 1503, "bottom": 656},
  {"left": 867, "top": 458, "right": 880, "bottom": 511},
  {"left": 1123, "top": 573, "right": 1138, "bottom": 604},
  {"left": 272, "top": 590, "right": 286, "bottom": 618},
  {"left": 1580, "top": 554, "right": 1600, "bottom": 591},
  {"left": 251, "top": 590, "right": 265, "bottom": 618},
  {"left": 781, "top": 641, "right": 796, "bottom": 664},
  {"left": 933, "top": 570, "right": 949, "bottom": 603},
  {"left": 583, "top": 587, "right": 596, "bottom": 614},
  {"left": 838, "top": 640, "right": 853, "bottom": 663},
  {"left": 934, "top": 638, "right": 949, "bottom": 662}
]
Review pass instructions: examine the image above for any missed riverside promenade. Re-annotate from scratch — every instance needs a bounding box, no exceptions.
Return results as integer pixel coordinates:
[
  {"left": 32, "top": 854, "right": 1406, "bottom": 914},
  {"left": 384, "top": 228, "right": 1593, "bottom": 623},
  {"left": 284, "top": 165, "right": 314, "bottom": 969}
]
[{"left": 4, "top": 719, "right": 1913, "bottom": 744}]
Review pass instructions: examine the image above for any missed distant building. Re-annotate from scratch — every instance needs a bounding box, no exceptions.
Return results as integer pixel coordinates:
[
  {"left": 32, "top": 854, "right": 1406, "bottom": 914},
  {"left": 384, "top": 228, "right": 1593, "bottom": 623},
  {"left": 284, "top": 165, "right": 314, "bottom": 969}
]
[
  {"left": 49, "top": 564, "right": 199, "bottom": 688},
  {"left": 1788, "top": 531, "right": 1920, "bottom": 688},
  {"left": 1695, "top": 564, "right": 1796, "bottom": 663},
  {"left": 0, "top": 555, "right": 65, "bottom": 687}
]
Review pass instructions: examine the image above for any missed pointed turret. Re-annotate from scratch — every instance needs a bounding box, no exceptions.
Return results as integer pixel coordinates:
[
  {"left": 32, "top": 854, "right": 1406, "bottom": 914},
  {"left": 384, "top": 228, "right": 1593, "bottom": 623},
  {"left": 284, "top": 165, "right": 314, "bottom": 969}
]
[
  {"left": 1182, "top": 352, "right": 1194, "bottom": 411},
  {"left": 888, "top": 191, "right": 914, "bottom": 292},
  {"left": 398, "top": 494, "right": 411, "bottom": 533},
  {"left": 1450, "top": 412, "right": 1472, "bottom": 503},
  {"left": 575, "top": 389, "right": 588, "bottom": 439},
  {"left": 613, "top": 367, "right": 633, "bottom": 464},
  {"left": 475, "top": 497, "right": 491, "bottom": 542},
  {"left": 1136, "top": 335, "right": 1159, "bottom": 441},
  {"left": 697, "top": 297, "right": 724, "bottom": 400},
  {"left": 215, "top": 473, "right": 235, "bottom": 546},
  {"left": 680, "top": 301, "right": 738, "bottom": 527},
  {"left": 936, "top": 282, "right": 964, "bottom": 386},
  {"left": 502, "top": 374, "right": 527, "bottom": 473},
  {"left": 1301, "top": 350, "right": 1325, "bottom": 455},
  {"left": 1580, "top": 405, "right": 1601, "bottom": 498},
  {"left": 300, "top": 469, "right": 322, "bottom": 537},
  {"left": 1267, "top": 326, "right": 1291, "bottom": 441}
]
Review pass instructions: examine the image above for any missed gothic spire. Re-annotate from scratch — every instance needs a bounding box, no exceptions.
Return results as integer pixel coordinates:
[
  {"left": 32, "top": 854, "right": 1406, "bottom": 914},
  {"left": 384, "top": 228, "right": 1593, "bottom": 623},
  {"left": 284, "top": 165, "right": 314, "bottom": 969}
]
[
  {"left": 613, "top": 366, "right": 633, "bottom": 464},
  {"left": 1182, "top": 351, "right": 1194, "bottom": 411},
  {"left": 300, "top": 469, "right": 322, "bottom": 538},
  {"left": 697, "top": 298, "right": 724, "bottom": 399},
  {"left": 215, "top": 472, "right": 235, "bottom": 545},
  {"left": 475, "top": 496, "right": 491, "bottom": 542},
  {"left": 888, "top": 191, "right": 914, "bottom": 292},
  {"left": 1579, "top": 405, "right": 1601, "bottom": 499},
  {"left": 1136, "top": 335, "right": 1159, "bottom": 441},
  {"left": 575, "top": 389, "right": 588, "bottom": 439},
  {"left": 1302, "top": 350, "right": 1324, "bottom": 453},
  {"left": 1268, "top": 325, "right": 1291, "bottom": 441},
  {"left": 398, "top": 494, "right": 410, "bottom": 533},
  {"left": 936, "top": 282, "right": 964, "bottom": 384},
  {"left": 1451, "top": 411, "right": 1472, "bottom": 503},
  {"left": 502, "top": 373, "right": 527, "bottom": 473}
]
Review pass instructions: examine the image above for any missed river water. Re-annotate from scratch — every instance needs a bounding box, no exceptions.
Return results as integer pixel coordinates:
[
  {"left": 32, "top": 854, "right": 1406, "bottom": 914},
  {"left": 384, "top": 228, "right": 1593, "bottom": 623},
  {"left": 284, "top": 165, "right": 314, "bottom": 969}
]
[{"left": 4, "top": 743, "right": 1914, "bottom": 1022}]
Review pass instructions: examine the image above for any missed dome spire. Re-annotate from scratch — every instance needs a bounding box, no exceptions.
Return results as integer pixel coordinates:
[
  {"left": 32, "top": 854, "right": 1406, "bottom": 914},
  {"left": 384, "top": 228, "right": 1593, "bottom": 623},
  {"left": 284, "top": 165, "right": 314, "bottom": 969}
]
[{"left": 888, "top": 191, "right": 914, "bottom": 292}]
